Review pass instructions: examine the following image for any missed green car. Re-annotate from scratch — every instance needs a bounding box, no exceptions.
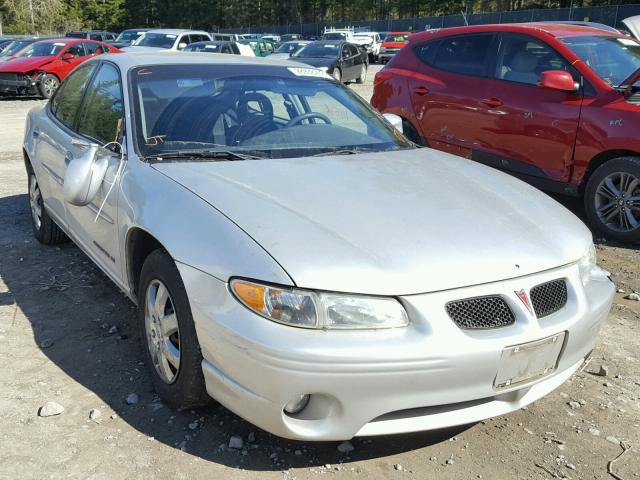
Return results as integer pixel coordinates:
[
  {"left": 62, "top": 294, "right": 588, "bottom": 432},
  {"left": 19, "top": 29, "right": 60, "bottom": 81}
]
[{"left": 238, "top": 38, "right": 275, "bottom": 57}]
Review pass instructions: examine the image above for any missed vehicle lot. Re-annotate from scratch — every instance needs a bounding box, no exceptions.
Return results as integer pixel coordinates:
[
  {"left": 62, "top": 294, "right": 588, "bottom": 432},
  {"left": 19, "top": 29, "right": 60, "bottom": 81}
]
[{"left": 0, "top": 68, "right": 639, "bottom": 479}]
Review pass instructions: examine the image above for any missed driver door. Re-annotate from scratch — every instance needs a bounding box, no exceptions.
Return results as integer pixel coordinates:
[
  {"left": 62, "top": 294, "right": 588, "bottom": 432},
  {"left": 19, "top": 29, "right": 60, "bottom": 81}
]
[
  {"left": 56, "top": 43, "right": 87, "bottom": 79},
  {"left": 64, "top": 62, "right": 125, "bottom": 282}
]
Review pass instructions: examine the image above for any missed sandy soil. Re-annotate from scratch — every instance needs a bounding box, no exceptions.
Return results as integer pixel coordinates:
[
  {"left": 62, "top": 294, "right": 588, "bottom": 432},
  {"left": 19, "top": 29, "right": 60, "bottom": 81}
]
[{"left": 0, "top": 70, "right": 638, "bottom": 480}]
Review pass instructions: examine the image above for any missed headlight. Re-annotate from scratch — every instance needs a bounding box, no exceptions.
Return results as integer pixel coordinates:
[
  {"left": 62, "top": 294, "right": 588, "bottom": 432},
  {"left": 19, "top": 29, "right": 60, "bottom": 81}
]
[
  {"left": 317, "top": 66, "right": 329, "bottom": 72},
  {"left": 231, "top": 279, "right": 409, "bottom": 329},
  {"left": 578, "top": 244, "right": 597, "bottom": 285}
]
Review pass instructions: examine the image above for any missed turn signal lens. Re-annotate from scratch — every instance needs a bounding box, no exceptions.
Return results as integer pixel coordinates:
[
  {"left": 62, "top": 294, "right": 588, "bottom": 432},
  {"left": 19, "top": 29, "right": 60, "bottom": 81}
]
[{"left": 232, "top": 282, "right": 266, "bottom": 311}]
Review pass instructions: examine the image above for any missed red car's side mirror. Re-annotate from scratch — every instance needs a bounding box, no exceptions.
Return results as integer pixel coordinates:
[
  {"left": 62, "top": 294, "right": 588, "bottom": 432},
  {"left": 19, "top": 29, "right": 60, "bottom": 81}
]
[
  {"left": 62, "top": 52, "right": 75, "bottom": 61},
  {"left": 538, "top": 70, "right": 578, "bottom": 92}
]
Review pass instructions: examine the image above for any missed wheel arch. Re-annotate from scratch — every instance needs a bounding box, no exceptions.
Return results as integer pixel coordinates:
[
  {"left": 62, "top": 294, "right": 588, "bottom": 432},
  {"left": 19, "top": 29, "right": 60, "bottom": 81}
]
[
  {"left": 125, "top": 227, "right": 168, "bottom": 297},
  {"left": 580, "top": 149, "right": 640, "bottom": 192}
]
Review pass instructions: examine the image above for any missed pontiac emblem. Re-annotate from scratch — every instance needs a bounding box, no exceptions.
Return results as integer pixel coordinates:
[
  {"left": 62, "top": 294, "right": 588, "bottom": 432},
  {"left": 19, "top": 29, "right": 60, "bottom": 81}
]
[{"left": 515, "top": 289, "right": 534, "bottom": 315}]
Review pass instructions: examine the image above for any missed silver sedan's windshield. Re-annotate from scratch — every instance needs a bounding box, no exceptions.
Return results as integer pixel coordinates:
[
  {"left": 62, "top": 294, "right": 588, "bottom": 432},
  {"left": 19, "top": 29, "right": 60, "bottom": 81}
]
[
  {"left": 135, "top": 33, "right": 176, "bottom": 49},
  {"left": 561, "top": 35, "right": 640, "bottom": 86},
  {"left": 131, "top": 64, "right": 412, "bottom": 159}
]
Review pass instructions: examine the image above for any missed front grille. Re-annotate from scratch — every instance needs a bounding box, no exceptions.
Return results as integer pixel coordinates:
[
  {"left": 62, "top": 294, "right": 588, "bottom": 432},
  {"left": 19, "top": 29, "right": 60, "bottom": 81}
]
[
  {"left": 530, "top": 279, "right": 567, "bottom": 318},
  {"left": 446, "top": 296, "right": 515, "bottom": 329},
  {"left": 0, "top": 73, "right": 18, "bottom": 82}
]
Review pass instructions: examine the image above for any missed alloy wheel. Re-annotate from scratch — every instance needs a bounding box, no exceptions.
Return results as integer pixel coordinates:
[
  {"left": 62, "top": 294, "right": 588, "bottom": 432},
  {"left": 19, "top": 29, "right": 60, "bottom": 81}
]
[
  {"left": 29, "top": 175, "right": 42, "bottom": 230},
  {"left": 42, "top": 76, "right": 59, "bottom": 98},
  {"left": 144, "top": 279, "right": 181, "bottom": 384},
  {"left": 594, "top": 171, "right": 640, "bottom": 232}
]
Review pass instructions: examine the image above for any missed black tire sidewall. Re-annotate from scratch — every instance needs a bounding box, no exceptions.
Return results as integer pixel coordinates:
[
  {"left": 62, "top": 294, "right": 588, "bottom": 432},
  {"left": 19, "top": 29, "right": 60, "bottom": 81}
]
[
  {"left": 28, "top": 170, "right": 66, "bottom": 244},
  {"left": 584, "top": 157, "right": 640, "bottom": 244},
  {"left": 137, "top": 249, "right": 208, "bottom": 409}
]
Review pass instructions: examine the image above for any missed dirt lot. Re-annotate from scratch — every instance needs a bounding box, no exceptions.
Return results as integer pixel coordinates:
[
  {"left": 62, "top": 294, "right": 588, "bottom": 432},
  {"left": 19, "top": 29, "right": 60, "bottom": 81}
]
[{"left": 0, "top": 69, "right": 639, "bottom": 480}]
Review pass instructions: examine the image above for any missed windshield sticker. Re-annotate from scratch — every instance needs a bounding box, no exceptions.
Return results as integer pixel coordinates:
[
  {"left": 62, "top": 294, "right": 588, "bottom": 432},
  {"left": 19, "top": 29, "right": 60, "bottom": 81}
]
[
  {"left": 287, "top": 67, "right": 330, "bottom": 78},
  {"left": 53, "top": 42, "right": 66, "bottom": 46},
  {"left": 166, "top": 35, "right": 177, "bottom": 39},
  {"left": 177, "top": 79, "right": 204, "bottom": 88}
]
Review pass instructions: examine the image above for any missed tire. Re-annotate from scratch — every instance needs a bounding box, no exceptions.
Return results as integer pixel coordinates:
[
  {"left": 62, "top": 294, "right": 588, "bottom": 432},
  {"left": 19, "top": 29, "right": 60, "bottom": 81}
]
[
  {"left": 137, "top": 249, "right": 209, "bottom": 410},
  {"left": 27, "top": 170, "right": 68, "bottom": 245},
  {"left": 332, "top": 68, "right": 342, "bottom": 83},
  {"left": 402, "top": 120, "right": 427, "bottom": 146},
  {"left": 39, "top": 74, "right": 59, "bottom": 99},
  {"left": 356, "top": 64, "right": 367, "bottom": 84},
  {"left": 584, "top": 156, "right": 640, "bottom": 243}
]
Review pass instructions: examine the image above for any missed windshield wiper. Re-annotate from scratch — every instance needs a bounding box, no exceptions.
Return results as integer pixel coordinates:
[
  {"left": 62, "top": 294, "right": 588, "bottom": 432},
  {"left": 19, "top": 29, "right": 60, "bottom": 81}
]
[
  {"left": 312, "top": 148, "right": 376, "bottom": 157},
  {"left": 148, "top": 150, "right": 264, "bottom": 162}
]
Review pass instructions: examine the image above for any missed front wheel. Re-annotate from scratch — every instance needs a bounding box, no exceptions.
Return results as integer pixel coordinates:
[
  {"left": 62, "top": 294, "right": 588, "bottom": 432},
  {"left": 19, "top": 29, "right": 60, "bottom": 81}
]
[
  {"left": 584, "top": 157, "right": 640, "bottom": 243},
  {"left": 28, "top": 171, "right": 67, "bottom": 244},
  {"left": 138, "top": 250, "right": 210, "bottom": 409},
  {"left": 39, "top": 74, "right": 59, "bottom": 99}
]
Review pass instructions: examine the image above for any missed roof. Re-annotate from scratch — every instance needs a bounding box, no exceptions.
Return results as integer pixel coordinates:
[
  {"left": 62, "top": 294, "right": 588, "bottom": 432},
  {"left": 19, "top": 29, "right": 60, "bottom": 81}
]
[
  {"left": 409, "top": 23, "right": 625, "bottom": 43},
  {"left": 32, "top": 38, "right": 87, "bottom": 44},
  {"left": 94, "top": 50, "right": 303, "bottom": 71},
  {"left": 146, "top": 29, "right": 209, "bottom": 35}
]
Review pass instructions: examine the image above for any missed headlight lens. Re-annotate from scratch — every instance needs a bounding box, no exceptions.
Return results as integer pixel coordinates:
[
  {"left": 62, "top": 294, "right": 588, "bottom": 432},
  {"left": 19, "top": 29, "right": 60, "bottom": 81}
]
[
  {"left": 578, "top": 244, "right": 597, "bottom": 285},
  {"left": 317, "top": 66, "right": 329, "bottom": 72},
  {"left": 231, "top": 279, "right": 409, "bottom": 329}
]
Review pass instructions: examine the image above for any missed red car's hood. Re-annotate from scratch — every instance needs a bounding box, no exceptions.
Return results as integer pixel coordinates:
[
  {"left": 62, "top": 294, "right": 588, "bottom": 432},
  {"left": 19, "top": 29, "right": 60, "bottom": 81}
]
[
  {"left": 0, "top": 56, "right": 54, "bottom": 73},
  {"left": 381, "top": 41, "right": 407, "bottom": 49}
]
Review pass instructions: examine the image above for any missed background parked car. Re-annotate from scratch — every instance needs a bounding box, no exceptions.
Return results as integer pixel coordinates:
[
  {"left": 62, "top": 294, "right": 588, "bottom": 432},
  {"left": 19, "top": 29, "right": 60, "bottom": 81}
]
[
  {"left": 281, "top": 33, "right": 303, "bottom": 42},
  {"left": 66, "top": 31, "right": 117, "bottom": 42},
  {"left": 183, "top": 40, "right": 255, "bottom": 56},
  {"left": 0, "top": 38, "right": 119, "bottom": 98},
  {"left": 291, "top": 40, "right": 368, "bottom": 83},
  {"left": 126, "top": 29, "right": 211, "bottom": 51},
  {"left": 353, "top": 31, "right": 383, "bottom": 62},
  {"left": 378, "top": 31, "right": 410, "bottom": 63},
  {"left": 238, "top": 38, "right": 275, "bottom": 57},
  {"left": 372, "top": 23, "right": 640, "bottom": 242},
  {"left": 269, "top": 40, "right": 310, "bottom": 60},
  {"left": 0, "top": 37, "right": 40, "bottom": 63},
  {"left": 211, "top": 33, "right": 244, "bottom": 41},
  {"left": 109, "top": 28, "right": 150, "bottom": 48}
]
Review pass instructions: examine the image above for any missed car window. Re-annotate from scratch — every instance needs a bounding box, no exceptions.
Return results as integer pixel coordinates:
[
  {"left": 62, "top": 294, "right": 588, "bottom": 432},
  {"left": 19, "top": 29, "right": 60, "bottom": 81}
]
[
  {"left": 65, "top": 43, "right": 85, "bottom": 58},
  {"left": 431, "top": 33, "right": 494, "bottom": 77},
  {"left": 77, "top": 63, "right": 123, "bottom": 144},
  {"left": 496, "top": 35, "right": 574, "bottom": 85},
  {"left": 89, "top": 33, "right": 100, "bottom": 40},
  {"left": 83, "top": 42, "right": 106, "bottom": 56},
  {"left": 341, "top": 44, "right": 350, "bottom": 58},
  {"left": 349, "top": 44, "right": 359, "bottom": 57},
  {"left": 50, "top": 63, "right": 96, "bottom": 129}
]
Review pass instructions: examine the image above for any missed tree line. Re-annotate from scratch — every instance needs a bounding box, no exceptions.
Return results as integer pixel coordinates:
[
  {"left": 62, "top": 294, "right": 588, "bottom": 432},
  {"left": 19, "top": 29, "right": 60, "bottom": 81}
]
[{"left": 0, "top": 0, "right": 636, "bottom": 35}]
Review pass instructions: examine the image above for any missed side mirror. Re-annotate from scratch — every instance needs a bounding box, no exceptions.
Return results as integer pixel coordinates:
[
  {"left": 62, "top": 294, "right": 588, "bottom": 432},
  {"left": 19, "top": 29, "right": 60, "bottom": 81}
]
[
  {"left": 538, "top": 70, "right": 578, "bottom": 92},
  {"left": 62, "top": 52, "right": 74, "bottom": 61},
  {"left": 63, "top": 143, "right": 108, "bottom": 206},
  {"left": 178, "top": 42, "right": 187, "bottom": 50},
  {"left": 383, "top": 113, "right": 404, "bottom": 134}
]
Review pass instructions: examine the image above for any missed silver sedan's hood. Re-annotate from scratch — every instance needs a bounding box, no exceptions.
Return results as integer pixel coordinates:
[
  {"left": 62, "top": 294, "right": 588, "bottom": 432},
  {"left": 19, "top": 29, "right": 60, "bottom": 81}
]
[{"left": 152, "top": 148, "right": 592, "bottom": 295}]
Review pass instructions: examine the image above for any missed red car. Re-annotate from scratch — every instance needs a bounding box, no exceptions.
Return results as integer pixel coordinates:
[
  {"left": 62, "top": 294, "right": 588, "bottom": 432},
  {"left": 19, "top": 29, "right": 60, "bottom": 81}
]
[
  {"left": 0, "top": 38, "right": 120, "bottom": 98},
  {"left": 373, "top": 23, "right": 640, "bottom": 243},
  {"left": 378, "top": 32, "right": 410, "bottom": 63}
]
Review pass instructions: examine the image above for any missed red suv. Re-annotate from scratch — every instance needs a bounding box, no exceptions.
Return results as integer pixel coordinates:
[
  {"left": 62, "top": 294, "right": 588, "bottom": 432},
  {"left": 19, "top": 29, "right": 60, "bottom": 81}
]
[
  {"left": 372, "top": 24, "right": 640, "bottom": 243},
  {"left": 0, "top": 38, "right": 119, "bottom": 99}
]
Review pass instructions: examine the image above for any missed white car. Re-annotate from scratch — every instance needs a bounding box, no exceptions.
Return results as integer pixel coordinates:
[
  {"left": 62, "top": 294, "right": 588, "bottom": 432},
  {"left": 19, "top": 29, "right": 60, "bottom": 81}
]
[
  {"left": 353, "top": 31, "right": 382, "bottom": 60},
  {"left": 23, "top": 51, "right": 614, "bottom": 441},
  {"left": 125, "top": 29, "right": 211, "bottom": 51}
]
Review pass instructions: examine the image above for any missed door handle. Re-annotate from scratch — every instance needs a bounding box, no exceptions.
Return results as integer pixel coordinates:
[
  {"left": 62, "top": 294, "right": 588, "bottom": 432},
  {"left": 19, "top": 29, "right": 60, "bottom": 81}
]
[
  {"left": 32, "top": 129, "right": 40, "bottom": 138},
  {"left": 413, "top": 86, "right": 430, "bottom": 96},
  {"left": 482, "top": 97, "right": 502, "bottom": 108}
]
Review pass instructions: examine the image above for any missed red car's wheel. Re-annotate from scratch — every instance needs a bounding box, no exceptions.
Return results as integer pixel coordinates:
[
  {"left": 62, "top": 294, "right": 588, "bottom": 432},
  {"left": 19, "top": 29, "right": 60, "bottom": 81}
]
[{"left": 39, "top": 74, "right": 59, "bottom": 99}]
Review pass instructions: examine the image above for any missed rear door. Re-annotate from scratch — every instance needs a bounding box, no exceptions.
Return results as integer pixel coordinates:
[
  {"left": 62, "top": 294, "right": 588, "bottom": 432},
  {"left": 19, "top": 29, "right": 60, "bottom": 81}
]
[
  {"left": 340, "top": 43, "right": 356, "bottom": 80},
  {"left": 65, "top": 61, "right": 124, "bottom": 281},
  {"left": 473, "top": 33, "right": 583, "bottom": 183},
  {"left": 408, "top": 33, "right": 498, "bottom": 158},
  {"left": 34, "top": 63, "right": 97, "bottom": 226}
]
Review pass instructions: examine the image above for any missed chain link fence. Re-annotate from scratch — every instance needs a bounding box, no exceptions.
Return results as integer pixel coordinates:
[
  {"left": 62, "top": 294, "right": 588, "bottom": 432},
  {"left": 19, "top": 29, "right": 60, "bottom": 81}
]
[{"left": 218, "top": 4, "right": 640, "bottom": 36}]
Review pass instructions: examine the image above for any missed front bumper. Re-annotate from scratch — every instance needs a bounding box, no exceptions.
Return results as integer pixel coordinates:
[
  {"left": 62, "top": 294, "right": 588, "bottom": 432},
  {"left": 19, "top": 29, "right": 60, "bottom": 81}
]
[
  {"left": 0, "top": 74, "right": 38, "bottom": 96},
  {"left": 178, "top": 262, "right": 614, "bottom": 440}
]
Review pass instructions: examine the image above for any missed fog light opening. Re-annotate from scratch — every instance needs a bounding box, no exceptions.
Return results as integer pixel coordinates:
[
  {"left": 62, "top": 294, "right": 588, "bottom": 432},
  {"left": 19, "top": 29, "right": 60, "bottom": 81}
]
[{"left": 283, "top": 394, "right": 310, "bottom": 415}]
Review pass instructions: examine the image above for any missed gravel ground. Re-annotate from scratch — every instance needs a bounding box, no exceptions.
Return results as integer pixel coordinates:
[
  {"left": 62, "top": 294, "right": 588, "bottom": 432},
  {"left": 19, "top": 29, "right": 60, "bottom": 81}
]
[{"left": 0, "top": 66, "right": 638, "bottom": 480}]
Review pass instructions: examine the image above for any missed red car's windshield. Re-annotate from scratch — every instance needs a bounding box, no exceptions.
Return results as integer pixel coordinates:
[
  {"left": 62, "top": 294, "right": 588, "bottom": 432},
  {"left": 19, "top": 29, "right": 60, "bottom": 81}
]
[
  {"left": 384, "top": 34, "right": 409, "bottom": 43},
  {"left": 17, "top": 42, "right": 66, "bottom": 58},
  {"left": 562, "top": 35, "right": 640, "bottom": 86}
]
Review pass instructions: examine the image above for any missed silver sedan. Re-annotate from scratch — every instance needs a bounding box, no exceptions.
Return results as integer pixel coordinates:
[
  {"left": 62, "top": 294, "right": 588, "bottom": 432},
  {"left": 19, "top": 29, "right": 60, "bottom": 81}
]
[{"left": 23, "top": 51, "right": 615, "bottom": 441}]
